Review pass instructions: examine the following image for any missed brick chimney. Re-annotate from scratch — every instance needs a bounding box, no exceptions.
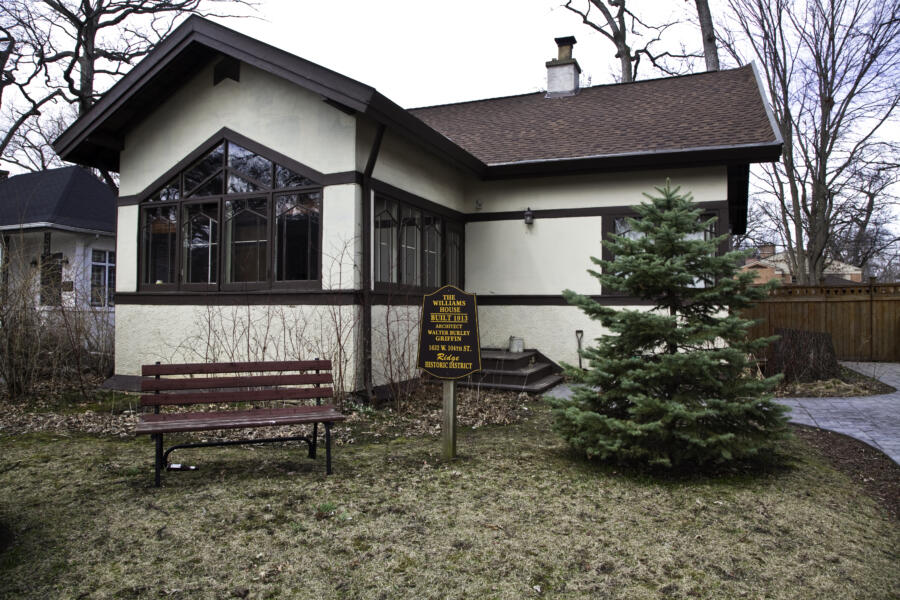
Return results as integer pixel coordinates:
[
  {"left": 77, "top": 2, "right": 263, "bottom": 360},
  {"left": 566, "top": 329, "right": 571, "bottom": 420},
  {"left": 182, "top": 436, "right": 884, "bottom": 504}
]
[
  {"left": 759, "top": 243, "right": 776, "bottom": 259},
  {"left": 546, "top": 36, "right": 581, "bottom": 97}
]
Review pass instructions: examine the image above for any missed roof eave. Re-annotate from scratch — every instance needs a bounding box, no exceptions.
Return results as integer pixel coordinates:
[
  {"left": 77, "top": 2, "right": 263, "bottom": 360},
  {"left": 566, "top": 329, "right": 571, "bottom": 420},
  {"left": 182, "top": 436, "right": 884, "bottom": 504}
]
[
  {"left": 481, "top": 141, "right": 783, "bottom": 180},
  {"left": 53, "top": 16, "right": 486, "bottom": 176}
]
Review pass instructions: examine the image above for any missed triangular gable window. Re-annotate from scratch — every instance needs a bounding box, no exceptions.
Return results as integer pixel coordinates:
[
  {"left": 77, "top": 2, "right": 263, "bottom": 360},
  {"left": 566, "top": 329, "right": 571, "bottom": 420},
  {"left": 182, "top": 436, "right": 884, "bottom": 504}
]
[{"left": 140, "top": 137, "right": 321, "bottom": 291}]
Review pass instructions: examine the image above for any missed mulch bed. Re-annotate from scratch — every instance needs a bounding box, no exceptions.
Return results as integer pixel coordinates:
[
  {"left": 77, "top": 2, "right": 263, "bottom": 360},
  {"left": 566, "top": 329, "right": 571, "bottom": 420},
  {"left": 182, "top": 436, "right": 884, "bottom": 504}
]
[
  {"left": 776, "top": 365, "right": 896, "bottom": 398},
  {"left": 794, "top": 425, "right": 900, "bottom": 521}
]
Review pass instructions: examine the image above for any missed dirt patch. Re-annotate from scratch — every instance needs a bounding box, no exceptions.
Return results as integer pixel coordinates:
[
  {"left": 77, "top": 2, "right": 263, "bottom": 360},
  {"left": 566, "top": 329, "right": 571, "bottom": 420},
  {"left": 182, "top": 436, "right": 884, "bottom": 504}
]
[
  {"left": 794, "top": 425, "right": 900, "bottom": 521},
  {"left": 776, "top": 365, "right": 895, "bottom": 398}
]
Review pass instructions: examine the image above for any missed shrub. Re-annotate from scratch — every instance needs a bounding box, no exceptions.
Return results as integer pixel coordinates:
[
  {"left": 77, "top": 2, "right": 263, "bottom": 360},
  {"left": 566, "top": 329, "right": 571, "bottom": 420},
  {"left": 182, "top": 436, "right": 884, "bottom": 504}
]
[{"left": 549, "top": 182, "right": 789, "bottom": 468}]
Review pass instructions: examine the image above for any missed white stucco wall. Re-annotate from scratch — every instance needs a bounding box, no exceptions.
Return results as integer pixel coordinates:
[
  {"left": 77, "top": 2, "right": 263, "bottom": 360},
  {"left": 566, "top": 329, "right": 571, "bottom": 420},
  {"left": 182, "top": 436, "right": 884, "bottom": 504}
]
[
  {"left": 322, "top": 184, "right": 362, "bottom": 290},
  {"left": 370, "top": 304, "right": 422, "bottom": 388},
  {"left": 371, "top": 130, "right": 470, "bottom": 213},
  {"left": 466, "top": 167, "right": 727, "bottom": 214},
  {"left": 2, "top": 230, "right": 115, "bottom": 308},
  {"left": 465, "top": 216, "right": 603, "bottom": 296},
  {"left": 119, "top": 62, "right": 357, "bottom": 196},
  {"left": 478, "top": 304, "right": 646, "bottom": 368},
  {"left": 114, "top": 303, "right": 361, "bottom": 390},
  {"left": 116, "top": 204, "right": 138, "bottom": 292}
]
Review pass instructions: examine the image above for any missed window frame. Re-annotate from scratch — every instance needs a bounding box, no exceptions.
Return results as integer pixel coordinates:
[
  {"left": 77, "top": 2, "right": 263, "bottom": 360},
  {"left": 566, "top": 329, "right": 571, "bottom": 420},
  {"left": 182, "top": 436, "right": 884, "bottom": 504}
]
[
  {"left": 600, "top": 207, "right": 728, "bottom": 296},
  {"left": 373, "top": 191, "right": 465, "bottom": 294},
  {"left": 90, "top": 249, "right": 116, "bottom": 307},
  {"left": 137, "top": 137, "right": 323, "bottom": 293}
]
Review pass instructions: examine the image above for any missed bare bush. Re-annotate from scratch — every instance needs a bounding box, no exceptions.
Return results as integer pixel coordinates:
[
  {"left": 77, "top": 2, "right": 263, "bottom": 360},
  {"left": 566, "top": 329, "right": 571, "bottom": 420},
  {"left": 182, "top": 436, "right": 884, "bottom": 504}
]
[{"left": 0, "top": 233, "right": 114, "bottom": 400}]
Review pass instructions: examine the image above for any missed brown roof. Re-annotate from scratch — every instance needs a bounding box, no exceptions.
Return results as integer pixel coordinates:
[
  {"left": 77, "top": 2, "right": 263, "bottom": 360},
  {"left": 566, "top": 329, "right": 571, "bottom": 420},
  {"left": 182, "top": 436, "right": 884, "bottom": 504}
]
[{"left": 410, "top": 65, "right": 778, "bottom": 166}]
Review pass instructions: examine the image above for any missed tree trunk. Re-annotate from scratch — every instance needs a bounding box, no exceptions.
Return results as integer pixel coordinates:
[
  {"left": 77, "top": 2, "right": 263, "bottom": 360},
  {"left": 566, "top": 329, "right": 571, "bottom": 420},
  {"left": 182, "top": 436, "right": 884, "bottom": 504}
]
[{"left": 694, "top": 0, "right": 720, "bottom": 71}]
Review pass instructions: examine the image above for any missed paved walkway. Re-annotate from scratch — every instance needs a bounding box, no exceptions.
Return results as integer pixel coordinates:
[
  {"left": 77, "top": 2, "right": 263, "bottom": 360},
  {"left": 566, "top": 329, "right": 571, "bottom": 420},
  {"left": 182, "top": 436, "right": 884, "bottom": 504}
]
[
  {"left": 778, "top": 362, "right": 900, "bottom": 464},
  {"left": 546, "top": 362, "right": 900, "bottom": 464}
]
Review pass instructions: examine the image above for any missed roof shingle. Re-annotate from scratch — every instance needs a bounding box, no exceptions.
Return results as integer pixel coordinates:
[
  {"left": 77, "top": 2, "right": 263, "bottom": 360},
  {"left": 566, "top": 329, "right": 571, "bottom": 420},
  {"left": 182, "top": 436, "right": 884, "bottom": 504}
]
[
  {"left": 410, "top": 65, "right": 777, "bottom": 166},
  {"left": 0, "top": 167, "right": 116, "bottom": 234}
]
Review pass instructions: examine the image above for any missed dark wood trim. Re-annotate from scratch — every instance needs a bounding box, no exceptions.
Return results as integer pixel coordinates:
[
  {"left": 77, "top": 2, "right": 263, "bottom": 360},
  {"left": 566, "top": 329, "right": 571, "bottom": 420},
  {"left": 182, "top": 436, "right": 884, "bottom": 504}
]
[
  {"left": 320, "top": 171, "right": 364, "bottom": 186},
  {"left": 727, "top": 164, "right": 750, "bottom": 235},
  {"left": 475, "top": 294, "right": 656, "bottom": 306},
  {"left": 361, "top": 124, "right": 386, "bottom": 398},
  {"left": 369, "top": 292, "right": 657, "bottom": 306},
  {"left": 120, "top": 127, "right": 329, "bottom": 204},
  {"left": 481, "top": 144, "right": 782, "bottom": 180},
  {"left": 370, "top": 179, "right": 465, "bottom": 221},
  {"left": 213, "top": 57, "right": 240, "bottom": 85},
  {"left": 466, "top": 201, "right": 729, "bottom": 222},
  {"left": 115, "top": 291, "right": 359, "bottom": 305}
]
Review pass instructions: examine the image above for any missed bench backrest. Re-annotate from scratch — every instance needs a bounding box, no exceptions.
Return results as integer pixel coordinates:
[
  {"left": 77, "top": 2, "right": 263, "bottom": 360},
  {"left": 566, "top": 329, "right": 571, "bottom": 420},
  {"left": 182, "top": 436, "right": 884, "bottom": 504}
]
[{"left": 141, "top": 360, "right": 333, "bottom": 407}]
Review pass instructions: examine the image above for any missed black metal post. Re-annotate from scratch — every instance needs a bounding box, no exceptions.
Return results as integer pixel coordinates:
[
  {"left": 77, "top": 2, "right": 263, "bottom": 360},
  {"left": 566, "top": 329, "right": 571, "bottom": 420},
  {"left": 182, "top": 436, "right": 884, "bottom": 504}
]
[
  {"left": 154, "top": 362, "right": 162, "bottom": 487},
  {"left": 154, "top": 434, "right": 163, "bottom": 487},
  {"left": 309, "top": 358, "right": 319, "bottom": 459},
  {"left": 325, "top": 422, "right": 332, "bottom": 475}
]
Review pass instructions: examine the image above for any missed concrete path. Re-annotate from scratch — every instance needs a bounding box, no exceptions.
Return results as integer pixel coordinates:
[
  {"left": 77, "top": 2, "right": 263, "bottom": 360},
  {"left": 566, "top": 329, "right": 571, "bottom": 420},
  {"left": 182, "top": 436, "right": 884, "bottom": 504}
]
[
  {"left": 778, "top": 362, "right": 900, "bottom": 464},
  {"left": 546, "top": 361, "right": 900, "bottom": 464}
]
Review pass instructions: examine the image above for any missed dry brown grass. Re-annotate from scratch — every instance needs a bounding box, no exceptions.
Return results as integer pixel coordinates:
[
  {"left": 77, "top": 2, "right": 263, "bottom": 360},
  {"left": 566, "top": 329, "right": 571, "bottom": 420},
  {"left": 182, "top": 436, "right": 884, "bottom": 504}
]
[{"left": 0, "top": 401, "right": 898, "bottom": 599}]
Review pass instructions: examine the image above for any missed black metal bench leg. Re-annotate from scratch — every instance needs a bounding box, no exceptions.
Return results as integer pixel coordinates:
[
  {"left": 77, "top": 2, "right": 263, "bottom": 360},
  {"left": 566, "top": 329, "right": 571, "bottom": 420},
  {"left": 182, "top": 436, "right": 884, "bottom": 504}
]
[
  {"left": 154, "top": 433, "right": 163, "bottom": 487},
  {"left": 309, "top": 422, "right": 318, "bottom": 459},
  {"left": 325, "top": 422, "right": 332, "bottom": 475}
]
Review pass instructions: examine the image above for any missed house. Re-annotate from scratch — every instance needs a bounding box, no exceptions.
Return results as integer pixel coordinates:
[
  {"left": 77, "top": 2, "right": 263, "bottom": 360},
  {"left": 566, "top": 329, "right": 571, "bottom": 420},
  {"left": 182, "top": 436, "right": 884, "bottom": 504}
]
[
  {"left": 741, "top": 244, "right": 863, "bottom": 285},
  {"left": 0, "top": 167, "right": 117, "bottom": 313},
  {"left": 52, "top": 17, "right": 782, "bottom": 394}
]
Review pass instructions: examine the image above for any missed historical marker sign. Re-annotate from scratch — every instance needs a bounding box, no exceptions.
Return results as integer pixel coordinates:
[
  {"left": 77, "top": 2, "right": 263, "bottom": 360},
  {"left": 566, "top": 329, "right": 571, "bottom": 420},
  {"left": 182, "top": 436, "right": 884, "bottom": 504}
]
[{"left": 417, "top": 285, "right": 481, "bottom": 380}]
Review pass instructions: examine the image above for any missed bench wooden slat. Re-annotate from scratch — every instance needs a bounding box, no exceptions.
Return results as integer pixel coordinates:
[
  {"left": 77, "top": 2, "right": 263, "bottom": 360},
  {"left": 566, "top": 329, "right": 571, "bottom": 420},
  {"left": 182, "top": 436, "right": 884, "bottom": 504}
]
[
  {"left": 141, "top": 372, "right": 333, "bottom": 392},
  {"left": 142, "top": 359, "right": 331, "bottom": 376},
  {"left": 140, "top": 386, "right": 335, "bottom": 407},
  {"left": 135, "top": 405, "right": 346, "bottom": 435}
]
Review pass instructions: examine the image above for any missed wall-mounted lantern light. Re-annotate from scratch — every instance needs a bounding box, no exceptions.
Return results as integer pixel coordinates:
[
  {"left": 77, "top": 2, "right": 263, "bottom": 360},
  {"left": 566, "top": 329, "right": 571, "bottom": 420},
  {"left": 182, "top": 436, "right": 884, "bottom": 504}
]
[{"left": 524, "top": 207, "right": 534, "bottom": 225}]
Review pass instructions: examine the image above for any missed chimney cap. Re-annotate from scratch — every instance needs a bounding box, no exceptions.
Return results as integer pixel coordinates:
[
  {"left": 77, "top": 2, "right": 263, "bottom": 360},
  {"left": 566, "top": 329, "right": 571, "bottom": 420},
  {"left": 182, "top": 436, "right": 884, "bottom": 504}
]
[{"left": 554, "top": 36, "right": 577, "bottom": 47}]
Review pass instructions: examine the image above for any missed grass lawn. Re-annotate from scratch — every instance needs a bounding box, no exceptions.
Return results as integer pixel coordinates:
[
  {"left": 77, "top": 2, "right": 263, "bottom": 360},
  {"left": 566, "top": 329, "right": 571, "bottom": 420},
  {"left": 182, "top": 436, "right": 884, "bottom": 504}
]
[{"left": 0, "top": 400, "right": 897, "bottom": 600}]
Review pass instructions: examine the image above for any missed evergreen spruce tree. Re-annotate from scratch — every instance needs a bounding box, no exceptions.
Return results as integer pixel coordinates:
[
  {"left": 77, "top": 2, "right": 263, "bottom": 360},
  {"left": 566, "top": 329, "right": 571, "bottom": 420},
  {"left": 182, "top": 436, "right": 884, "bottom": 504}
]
[{"left": 550, "top": 181, "right": 788, "bottom": 468}]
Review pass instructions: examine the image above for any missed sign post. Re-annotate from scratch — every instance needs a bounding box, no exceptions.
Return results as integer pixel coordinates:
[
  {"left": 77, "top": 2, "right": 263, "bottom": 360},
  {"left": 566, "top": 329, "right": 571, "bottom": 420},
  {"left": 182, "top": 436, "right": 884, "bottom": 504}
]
[{"left": 417, "top": 285, "right": 481, "bottom": 460}]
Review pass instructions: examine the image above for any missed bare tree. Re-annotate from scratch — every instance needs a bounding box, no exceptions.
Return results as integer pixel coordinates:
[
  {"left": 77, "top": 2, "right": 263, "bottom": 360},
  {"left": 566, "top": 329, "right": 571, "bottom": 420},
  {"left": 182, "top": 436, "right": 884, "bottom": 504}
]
[
  {"left": 827, "top": 165, "right": 900, "bottom": 276},
  {"left": 0, "top": 0, "right": 254, "bottom": 182},
  {"left": 721, "top": 0, "right": 900, "bottom": 284},
  {"left": 692, "top": 0, "right": 719, "bottom": 71},
  {"left": 562, "top": 0, "right": 699, "bottom": 82}
]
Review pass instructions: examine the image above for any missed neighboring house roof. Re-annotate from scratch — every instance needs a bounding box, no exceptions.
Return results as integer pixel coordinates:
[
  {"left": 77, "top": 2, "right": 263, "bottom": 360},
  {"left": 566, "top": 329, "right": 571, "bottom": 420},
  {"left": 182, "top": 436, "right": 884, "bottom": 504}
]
[
  {"left": 740, "top": 251, "right": 863, "bottom": 281},
  {"left": 410, "top": 66, "right": 779, "bottom": 173},
  {"left": 53, "top": 16, "right": 781, "bottom": 181},
  {"left": 753, "top": 251, "right": 862, "bottom": 275},
  {"left": 0, "top": 167, "right": 116, "bottom": 235}
]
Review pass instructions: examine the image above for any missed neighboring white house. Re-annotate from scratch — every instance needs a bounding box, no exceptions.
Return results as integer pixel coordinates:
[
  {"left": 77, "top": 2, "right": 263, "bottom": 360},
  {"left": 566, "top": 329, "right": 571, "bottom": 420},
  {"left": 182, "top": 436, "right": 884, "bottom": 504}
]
[
  {"left": 53, "top": 17, "right": 782, "bottom": 394},
  {"left": 0, "top": 167, "right": 117, "bottom": 317}
]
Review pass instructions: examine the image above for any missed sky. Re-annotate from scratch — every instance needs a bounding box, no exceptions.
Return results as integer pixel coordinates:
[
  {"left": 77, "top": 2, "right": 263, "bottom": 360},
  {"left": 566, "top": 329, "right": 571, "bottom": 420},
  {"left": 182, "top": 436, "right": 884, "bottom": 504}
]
[{"left": 211, "top": 0, "right": 697, "bottom": 108}]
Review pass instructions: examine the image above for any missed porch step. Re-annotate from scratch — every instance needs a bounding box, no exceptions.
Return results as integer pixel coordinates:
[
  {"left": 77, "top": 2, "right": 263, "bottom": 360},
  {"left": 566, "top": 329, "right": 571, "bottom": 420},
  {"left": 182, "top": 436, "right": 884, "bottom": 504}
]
[
  {"left": 460, "top": 347, "right": 563, "bottom": 394},
  {"left": 459, "top": 373, "right": 564, "bottom": 394}
]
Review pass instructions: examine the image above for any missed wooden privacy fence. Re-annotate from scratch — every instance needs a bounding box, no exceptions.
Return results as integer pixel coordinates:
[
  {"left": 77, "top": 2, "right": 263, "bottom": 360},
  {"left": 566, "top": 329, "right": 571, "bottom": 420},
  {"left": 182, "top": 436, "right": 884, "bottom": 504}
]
[{"left": 742, "top": 282, "right": 900, "bottom": 362}]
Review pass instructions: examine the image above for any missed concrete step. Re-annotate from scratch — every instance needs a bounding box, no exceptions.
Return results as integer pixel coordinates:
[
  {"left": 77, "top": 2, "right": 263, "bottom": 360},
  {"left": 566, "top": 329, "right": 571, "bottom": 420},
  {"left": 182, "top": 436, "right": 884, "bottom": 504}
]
[
  {"left": 467, "top": 361, "right": 554, "bottom": 387},
  {"left": 459, "top": 373, "right": 564, "bottom": 395},
  {"left": 479, "top": 349, "right": 538, "bottom": 371}
]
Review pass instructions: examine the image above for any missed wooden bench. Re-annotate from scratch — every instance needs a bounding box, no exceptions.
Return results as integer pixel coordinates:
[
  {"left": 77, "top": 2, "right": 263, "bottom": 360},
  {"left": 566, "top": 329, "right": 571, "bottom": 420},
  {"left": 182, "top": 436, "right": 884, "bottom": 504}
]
[{"left": 134, "top": 359, "right": 346, "bottom": 486}]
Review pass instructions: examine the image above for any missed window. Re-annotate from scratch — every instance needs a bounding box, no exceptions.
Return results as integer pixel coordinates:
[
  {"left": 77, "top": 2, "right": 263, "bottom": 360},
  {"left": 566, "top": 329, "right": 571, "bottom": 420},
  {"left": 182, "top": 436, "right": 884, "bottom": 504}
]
[
  {"left": 182, "top": 203, "right": 218, "bottom": 285},
  {"left": 374, "top": 193, "right": 463, "bottom": 290},
  {"left": 91, "top": 250, "right": 116, "bottom": 306},
  {"left": 275, "top": 192, "right": 320, "bottom": 281},
  {"left": 224, "top": 197, "right": 268, "bottom": 283},
  {"left": 602, "top": 211, "right": 723, "bottom": 294},
  {"left": 139, "top": 139, "right": 321, "bottom": 290},
  {"left": 40, "top": 253, "right": 63, "bottom": 306}
]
